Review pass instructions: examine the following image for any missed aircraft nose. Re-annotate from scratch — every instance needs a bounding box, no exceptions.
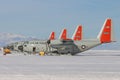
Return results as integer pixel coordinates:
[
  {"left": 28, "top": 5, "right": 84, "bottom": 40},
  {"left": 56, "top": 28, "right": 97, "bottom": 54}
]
[
  {"left": 5, "top": 45, "right": 14, "bottom": 50},
  {"left": 18, "top": 45, "right": 23, "bottom": 52}
]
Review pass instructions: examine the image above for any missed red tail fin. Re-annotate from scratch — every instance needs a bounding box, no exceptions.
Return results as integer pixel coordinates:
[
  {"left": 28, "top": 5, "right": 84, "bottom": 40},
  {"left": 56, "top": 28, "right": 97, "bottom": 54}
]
[
  {"left": 97, "top": 18, "right": 114, "bottom": 43},
  {"left": 59, "top": 28, "right": 67, "bottom": 40},
  {"left": 49, "top": 32, "right": 55, "bottom": 40},
  {"left": 72, "top": 25, "right": 82, "bottom": 41}
]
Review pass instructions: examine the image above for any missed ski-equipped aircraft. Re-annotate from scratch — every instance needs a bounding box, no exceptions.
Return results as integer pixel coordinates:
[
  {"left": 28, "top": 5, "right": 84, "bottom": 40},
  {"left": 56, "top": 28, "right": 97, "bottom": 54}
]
[
  {"left": 4, "top": 18, "right": 114, "bottom": 56},
  {"left": 17, "top": 26, "right": 83, "bottom": 53},
  {"left": 49, "top": 18, "right": 115, "bottom": 55}
]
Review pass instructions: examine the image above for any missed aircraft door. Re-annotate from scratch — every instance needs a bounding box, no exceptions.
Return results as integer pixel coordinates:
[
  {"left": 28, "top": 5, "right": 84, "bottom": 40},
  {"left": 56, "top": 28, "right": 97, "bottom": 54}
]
[{"left": 33, "top": 47, "right": 36, "bottom": 52}]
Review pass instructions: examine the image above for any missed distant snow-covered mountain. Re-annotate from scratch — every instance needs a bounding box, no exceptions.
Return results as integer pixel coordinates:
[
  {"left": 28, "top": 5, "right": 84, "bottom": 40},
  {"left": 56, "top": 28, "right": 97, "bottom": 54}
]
[{"left": 0, "top": 33, "right": 37, "bottom": 46}]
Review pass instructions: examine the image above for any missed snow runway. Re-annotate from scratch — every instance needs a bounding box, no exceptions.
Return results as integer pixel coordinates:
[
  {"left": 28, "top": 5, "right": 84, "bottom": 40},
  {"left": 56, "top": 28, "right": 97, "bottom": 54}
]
[
  {"left": 0, "top": 73, "right": 120, "bottom": 80},
  {"left": 0, "top": 50, "right": 120, "bottom": 80}
]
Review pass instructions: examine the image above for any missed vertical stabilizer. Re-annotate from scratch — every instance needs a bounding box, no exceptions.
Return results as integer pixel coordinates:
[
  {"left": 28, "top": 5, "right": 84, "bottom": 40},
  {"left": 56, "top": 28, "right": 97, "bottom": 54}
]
[
  {"left": 97, "top": 18, "right": 114, "bottom": 43},
  {"left": 49, "top": 32, "right": 55, "bottom": 40},
  {"left": 72, "top": 25, "right": 82, "bottom": 41},
  {"left": 59, "top": 28, "right": 67, "bottom": 40}
]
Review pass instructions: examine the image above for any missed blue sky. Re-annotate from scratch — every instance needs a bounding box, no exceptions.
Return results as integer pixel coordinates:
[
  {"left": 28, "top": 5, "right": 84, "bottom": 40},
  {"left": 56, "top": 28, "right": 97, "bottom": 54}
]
[{"left": 0, "top": 0, "right": 119, "bottom": 40}]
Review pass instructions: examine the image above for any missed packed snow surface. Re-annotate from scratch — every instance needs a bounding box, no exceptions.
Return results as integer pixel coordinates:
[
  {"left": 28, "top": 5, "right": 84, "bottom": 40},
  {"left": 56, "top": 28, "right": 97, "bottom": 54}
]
[{"left": 0, "top": 50, "right": 120, "bottom": 80}]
